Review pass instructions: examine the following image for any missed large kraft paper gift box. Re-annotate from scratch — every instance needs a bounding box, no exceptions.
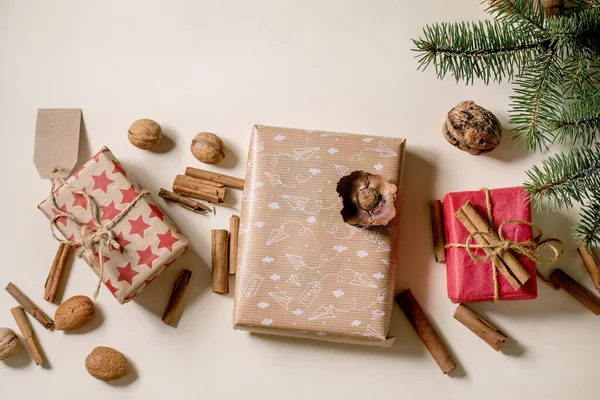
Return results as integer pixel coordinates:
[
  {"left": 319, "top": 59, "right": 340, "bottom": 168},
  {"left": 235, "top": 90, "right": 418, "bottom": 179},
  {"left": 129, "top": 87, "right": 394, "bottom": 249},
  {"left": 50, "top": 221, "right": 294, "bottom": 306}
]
[
  {"left": 38, "top": 146, "right": 190, "bottom": 304},
  {"left": 233, "top": 125, "right": 406, "bottom": 346}
]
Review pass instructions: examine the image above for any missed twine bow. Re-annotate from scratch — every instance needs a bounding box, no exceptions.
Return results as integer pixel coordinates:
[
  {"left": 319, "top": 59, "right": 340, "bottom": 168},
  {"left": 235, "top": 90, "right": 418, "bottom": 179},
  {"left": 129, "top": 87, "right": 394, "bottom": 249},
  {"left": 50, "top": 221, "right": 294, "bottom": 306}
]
[
  {"left": 49, "top": 166, "right": 148, "bottom": 300},
  {"left": 446, "top": 188, "right": 564, "bottom": 301}
]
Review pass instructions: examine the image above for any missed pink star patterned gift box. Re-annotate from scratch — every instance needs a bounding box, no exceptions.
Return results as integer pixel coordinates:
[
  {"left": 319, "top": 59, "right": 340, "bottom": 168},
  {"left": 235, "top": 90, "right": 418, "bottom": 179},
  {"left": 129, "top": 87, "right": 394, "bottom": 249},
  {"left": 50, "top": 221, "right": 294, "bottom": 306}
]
[
  {"left": 233, "top": 125, "right": 406, "bottom": 346},
  {"left": 38, "top": 146, "right": 189, "bottom": 303}
]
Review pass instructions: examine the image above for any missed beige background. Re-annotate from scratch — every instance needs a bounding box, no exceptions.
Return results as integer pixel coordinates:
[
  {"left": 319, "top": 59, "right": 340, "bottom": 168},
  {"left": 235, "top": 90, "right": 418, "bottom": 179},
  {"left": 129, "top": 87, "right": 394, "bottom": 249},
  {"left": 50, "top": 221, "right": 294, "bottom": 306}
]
[{"left": 0, "top": 1, "right": 595, "bottom": 399}]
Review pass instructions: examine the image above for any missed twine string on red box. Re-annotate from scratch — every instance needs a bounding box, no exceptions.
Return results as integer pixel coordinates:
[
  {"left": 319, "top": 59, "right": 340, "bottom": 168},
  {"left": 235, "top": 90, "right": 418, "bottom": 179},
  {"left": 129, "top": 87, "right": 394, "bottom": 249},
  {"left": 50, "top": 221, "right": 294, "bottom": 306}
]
[{"left": 48, "top": 166, "right": 149, "bottom": 300}]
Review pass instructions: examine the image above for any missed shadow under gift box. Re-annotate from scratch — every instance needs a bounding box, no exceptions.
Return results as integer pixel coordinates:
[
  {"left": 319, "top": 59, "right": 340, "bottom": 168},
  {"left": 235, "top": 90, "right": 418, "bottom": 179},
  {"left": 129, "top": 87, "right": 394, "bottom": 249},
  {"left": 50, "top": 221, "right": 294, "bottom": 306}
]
[
  {"left": 443, "top": 187, "right": 537, "bottom": 303},
  {"left": 38, "top": 147, "right": 190, "bottom": 304},
  {"left": 233, "top": 125, "right": 406, "bottom": 346}
]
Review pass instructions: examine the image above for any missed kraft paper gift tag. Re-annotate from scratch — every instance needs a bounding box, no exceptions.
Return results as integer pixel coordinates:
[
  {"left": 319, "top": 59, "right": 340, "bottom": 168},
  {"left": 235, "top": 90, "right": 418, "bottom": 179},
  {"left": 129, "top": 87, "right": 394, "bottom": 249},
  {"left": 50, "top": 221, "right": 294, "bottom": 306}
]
[{"left": 34, "top": 109, "right": 81, "bottom": 178}]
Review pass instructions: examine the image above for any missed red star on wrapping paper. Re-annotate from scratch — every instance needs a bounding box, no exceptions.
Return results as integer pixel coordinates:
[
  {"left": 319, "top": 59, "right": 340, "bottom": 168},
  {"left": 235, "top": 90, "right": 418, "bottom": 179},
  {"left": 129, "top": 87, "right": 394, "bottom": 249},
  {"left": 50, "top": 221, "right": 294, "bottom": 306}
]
[
  {"left": 51, "top": 204, "right": 71, "bottom": 227},
  {"left": 148, "top": 203, "right": 165, "bottom": 221},
  {"left": 114, "top": 231, "right": 130, "bottom": 254},
  {"left": 91, "top": 171, "right": 114, "bottom": 194},
  {"left": 112, "top": 160, "right": 127, "bottom": 177},
  {"left": 157, "top": 230, "right": 179, "bottom": 252},
  {"left": 72, "top": 166, "right": 84, "bottom": 180},
  {"left": 71, "top": 191, "right": 88, "bottom": 210},
  {"left": 137, "top": 245, "right": 159, "bottom": 268},
  {"left": 91, "top": 149, "right": 105, "bottom": 163},
  {"left": 124, "top": 293, "right": 138, "bottom": 302},
  {"left": 120, "top": 185, "right": 139, "bottom": 205},
  {"left": 100, "top": 201, "right": 121, "bottom": 221},
  {"left": 144, "top": 277, "right": 157, "bottom": 288},
  {"left": 164, "top": 259, "right": 176, "bottom": 269},
  {"left": 81, "top": 219, "right": 97, "bottom": 229},
  {"left": 93, "top": 252, "right": 110, "bottom": 266},
  {"left": 128, "top": 215, "right": 151, "bottom": 238},
  {"left": 105, "top": 279, "right": 119, "bottom": 294},
  {"left": 67, "top": 234, "right": 81, "bottom": 249},
  {"left": 116, "top": 262, "right": 139, "bottom": 285}
]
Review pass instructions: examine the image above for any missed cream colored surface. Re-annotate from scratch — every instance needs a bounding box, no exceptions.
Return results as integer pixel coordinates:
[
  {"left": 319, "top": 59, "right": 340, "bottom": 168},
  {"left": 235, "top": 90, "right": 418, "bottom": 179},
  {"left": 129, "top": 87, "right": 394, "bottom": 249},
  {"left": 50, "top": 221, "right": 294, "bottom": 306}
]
[{"left": 0, "top": 1, "right": 596, "bottom": 399}]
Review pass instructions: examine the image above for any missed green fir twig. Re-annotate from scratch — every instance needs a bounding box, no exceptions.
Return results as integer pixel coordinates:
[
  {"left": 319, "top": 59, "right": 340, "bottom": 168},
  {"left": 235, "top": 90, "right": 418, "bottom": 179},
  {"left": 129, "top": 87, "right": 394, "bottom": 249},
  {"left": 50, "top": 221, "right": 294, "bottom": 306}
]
[{"left": 414, "top": 0, "right": 600, "bottom": 245}]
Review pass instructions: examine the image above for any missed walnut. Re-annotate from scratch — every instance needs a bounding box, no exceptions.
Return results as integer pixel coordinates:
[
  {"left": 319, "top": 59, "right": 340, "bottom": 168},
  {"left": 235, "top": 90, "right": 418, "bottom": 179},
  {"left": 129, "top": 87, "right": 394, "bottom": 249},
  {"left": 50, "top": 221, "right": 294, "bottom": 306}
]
[
  {"left": 191, "top": 132, "right": 226, "bottom": 164},
  {"left": 442, "top": 101, "right": 502, "bottom": 155},
  {"left": 336, "top": 171, "right": 397, "bottom": 228},
  {"left": 0, "top": 328, "right": 20, "bottom": 360},
  {"left": 128, "top": 119, "right": 162, "bottom": 150},
  {"left": 488, "top": 0, "right": 564, "bottom": 16}
]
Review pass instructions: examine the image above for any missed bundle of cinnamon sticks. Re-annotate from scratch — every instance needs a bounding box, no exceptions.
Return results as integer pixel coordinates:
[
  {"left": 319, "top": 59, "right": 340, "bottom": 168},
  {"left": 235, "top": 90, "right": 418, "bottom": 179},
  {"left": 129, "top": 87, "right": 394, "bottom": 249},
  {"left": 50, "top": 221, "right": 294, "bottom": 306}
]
[{"left": 159, "top": 167, "right": 244, "bottom": 215}]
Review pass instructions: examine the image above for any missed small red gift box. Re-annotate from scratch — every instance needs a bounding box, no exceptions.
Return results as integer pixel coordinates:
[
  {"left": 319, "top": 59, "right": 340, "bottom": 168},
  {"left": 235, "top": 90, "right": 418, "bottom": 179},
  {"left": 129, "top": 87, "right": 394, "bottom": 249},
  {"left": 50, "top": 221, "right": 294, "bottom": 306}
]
[{"left": 442, "top": 187, "right": 537, "bottom": 303}]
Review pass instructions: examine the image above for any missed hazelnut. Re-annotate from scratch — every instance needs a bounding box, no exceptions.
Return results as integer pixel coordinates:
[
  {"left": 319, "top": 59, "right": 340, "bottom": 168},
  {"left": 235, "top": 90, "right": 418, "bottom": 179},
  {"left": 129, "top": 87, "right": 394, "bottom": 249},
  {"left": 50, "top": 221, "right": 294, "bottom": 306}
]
[
  {"left": 0, "top": 328, "right": 20, "bottom": 361},
  {"left": 336, "top": 171, "right": 397, "bottom": 228},
  {"left": 191, "top": 132, "right": 226, "bottom": 164},
  {"left": 128, "top": 119, "right": 162, "bottom": 149},
  {"left": 442, "top": 101, "right": 502, "bottom": 155}
]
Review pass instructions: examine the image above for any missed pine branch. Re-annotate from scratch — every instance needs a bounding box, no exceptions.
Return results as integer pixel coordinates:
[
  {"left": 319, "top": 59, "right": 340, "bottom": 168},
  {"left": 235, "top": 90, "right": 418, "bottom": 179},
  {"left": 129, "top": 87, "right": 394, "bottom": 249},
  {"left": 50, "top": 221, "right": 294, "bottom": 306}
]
[
  {"left": 487, "top": 0, "right": 547, "bottom": 30},
  {"left": 412, "top": 20, "right": 546, "bottom": 84},
  {"left": 576, "top": 190, "right": 600, "bottom": 246},
  {"left": 552, "top": 93, "right": 600, "bottom": 145},
  {"left": 524, "top": 143, "right": 600, "bottom": 209},
  {"left": 510, "top": 49, "right": 564, "bottom": 151},
  {"left": 547, "top": 8, "right": 600, "bottom": 51},
  {"left": 561, "top": 51, "right": 600, "bottom": 94},
  {"left": 569, "top": 0, "right": 599, "bottom": 12}
]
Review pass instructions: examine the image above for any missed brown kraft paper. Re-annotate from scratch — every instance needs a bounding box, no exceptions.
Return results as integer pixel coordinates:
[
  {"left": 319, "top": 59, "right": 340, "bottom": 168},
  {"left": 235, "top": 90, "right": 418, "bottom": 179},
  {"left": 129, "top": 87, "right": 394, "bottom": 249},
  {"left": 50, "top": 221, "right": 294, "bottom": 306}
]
[{"left": 233, "top": 125, "right": 406, "bottom": 346}]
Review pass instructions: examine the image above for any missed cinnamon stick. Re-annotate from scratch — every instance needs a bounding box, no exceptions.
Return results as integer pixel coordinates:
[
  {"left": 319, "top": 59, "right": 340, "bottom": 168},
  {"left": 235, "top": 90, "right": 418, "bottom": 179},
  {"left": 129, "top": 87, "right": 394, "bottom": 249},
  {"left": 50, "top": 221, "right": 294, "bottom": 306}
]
[
  {"left": 229, "top": 215, "right": 240, "bottom": 275},
  {"left": 44, "top": 243, "right": 72, "bottom": 303},
  {"left": 455, "top": 201, "right": 530, "bottom": 290},
  {"left": 11, "top": 306, "right": 45, "bottom": 365},
  {"left": 212, "top": 202, "right": 237, "bottom": 209},
  {"left": 577, "top": 246, "right": 600, "bottom": 294},
  {"left": 212, "top": 230, "right": 229, "bottom": 294},
  {"left": 453, "top": 304, "right": 508, "bottom": 351},
  {"left": 550, "top": 268, "right": 600, "bottom": 315},
  {"left": 395, "top": 289, "right": 456, "bottom": 374},
  {"left": 159, "top": 189, "right": 210, "bottom": 214},
  {"left": 173, "top": 184, "right": 222, "bottom": 204},
  {"left": 174, "top": 174, "right": 226, "bottom": 202},
  {"left": 176, "top": 174, "right": 225, "bottom": 188},
  {"left": 185, "top": 167, "right": 244, "bottom": 190},
  {"left": 5, "top": 283, "right": 54, "bottom": 329},
  {"left": 162, "top": 269, "right": 192, "bottom": 325},
  {"left": 429, "top": 200, "right": 446, "bottom": 263}
]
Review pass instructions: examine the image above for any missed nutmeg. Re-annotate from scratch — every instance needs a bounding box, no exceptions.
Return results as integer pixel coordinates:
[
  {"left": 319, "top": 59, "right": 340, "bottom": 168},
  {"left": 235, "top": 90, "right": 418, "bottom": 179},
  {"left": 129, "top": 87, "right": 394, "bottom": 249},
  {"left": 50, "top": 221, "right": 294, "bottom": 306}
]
[
  {"left": 336, "top": 171, "right": 397, "bottom": 228},
  {"left": 0, "top": 328, "right": 20, "bottom": 361},
  {"left": 191, "top": 132, "right": 226, "bottom": 164},
  {"left": 85, "top": 346, "right": 131, "bottom": 381},
  {"left": 128, "top": 119, "right": 162, "bottom": 150},
  {"left": 55, "top": 295, "right": 96, "bottom": 331},
  {"left": 443, "top": 101, "right": 502, "bottom": 155}
]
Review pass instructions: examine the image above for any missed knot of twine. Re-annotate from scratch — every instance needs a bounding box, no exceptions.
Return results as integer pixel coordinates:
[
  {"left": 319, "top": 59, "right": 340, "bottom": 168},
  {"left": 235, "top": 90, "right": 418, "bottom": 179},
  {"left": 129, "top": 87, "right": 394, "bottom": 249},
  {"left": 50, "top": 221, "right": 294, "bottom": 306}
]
[
  {"left": 446, "top": 188, "right": 564, "bottom": 301},
  {"left": 49, "top": 166, "right": 148, "bottom": 300}
]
